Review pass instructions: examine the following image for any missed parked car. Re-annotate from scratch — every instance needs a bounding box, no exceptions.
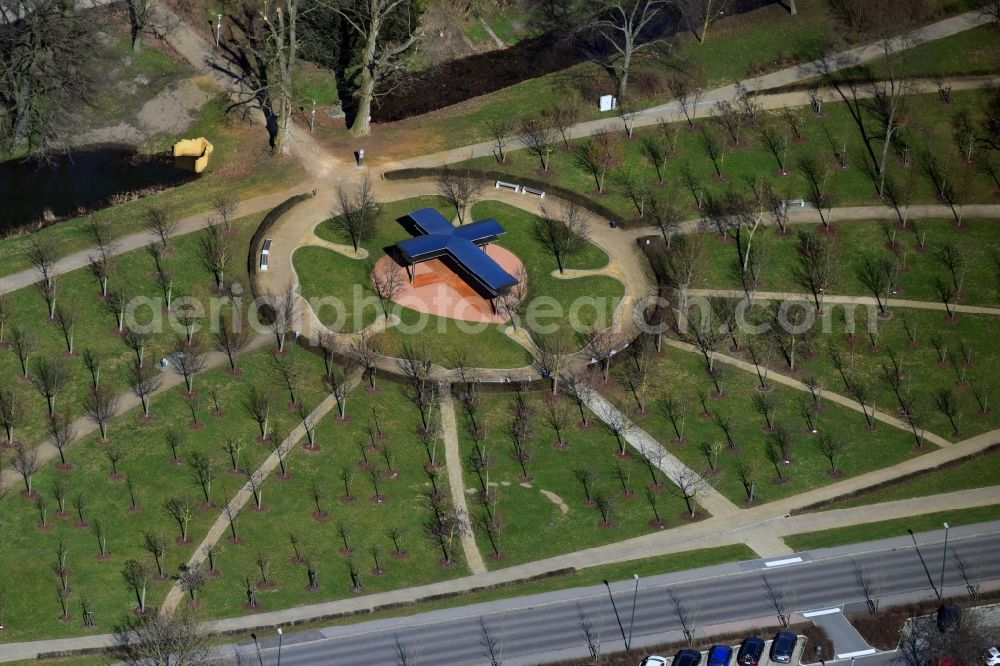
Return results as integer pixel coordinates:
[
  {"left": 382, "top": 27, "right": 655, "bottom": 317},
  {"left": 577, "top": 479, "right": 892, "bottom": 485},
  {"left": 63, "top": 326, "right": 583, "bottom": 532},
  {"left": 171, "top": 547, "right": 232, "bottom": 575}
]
[
  {"left": 929, "top": 658, "right": 969, "bottom": 666},
  {"left": 708, "top": 645, "right": 734, "bottom": 666},
  {"left": 673, "top": 649, "right": 702, "bottom": 666},
  {"left": 985, "top": 647, "right": 1000, "bottom": 666},
  {"left": 639, "top": 657, "right": 668, "bottom": 666},
  {"left": 736, "top": 636, "right": 765, "bottom": 666},
  {"left": 770, "top": 631, "right": 797, "bottom": 664},
  {"left": 937, "top": 605, "right": 962, "bottom": 633}
]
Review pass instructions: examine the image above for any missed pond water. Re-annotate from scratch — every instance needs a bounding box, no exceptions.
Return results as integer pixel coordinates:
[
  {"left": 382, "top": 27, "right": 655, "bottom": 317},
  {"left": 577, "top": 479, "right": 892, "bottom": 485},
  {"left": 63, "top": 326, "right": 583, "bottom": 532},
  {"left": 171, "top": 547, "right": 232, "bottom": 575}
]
[{"left": 0, "top": 145, "right": 199, "bottom": 232}]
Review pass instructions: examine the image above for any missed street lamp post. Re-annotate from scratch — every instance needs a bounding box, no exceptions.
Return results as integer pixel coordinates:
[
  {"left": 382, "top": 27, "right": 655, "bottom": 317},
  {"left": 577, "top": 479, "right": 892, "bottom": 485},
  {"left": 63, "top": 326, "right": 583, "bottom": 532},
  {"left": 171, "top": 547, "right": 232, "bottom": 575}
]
[
  {"left": 276, "top": 627, "right": 284, "bottom": 666},
  {"left": 940, "top": 522, "right": 950, "bottom": 598},
  {"left": 627, "top": 574, "right": 639, "bottom": 651},
  {"left": 216, "top": 14, "right": 223, "bottom": 48},
  {"left": 310, "top": 99, "right": 316, "bottom": 133}
]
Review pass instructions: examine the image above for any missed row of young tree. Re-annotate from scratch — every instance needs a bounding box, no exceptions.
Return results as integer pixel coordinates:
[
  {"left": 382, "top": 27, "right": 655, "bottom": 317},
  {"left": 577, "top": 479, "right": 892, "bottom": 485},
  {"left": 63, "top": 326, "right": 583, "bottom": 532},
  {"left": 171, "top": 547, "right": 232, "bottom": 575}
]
[{"left": 483, "top": 66, "right": 999, "bottom": 241}]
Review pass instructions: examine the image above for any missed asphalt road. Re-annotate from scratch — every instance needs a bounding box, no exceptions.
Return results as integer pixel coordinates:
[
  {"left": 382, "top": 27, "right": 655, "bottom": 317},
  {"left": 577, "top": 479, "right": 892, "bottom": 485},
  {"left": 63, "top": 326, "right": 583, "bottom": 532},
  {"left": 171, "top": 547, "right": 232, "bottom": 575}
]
[{"left": 222, "top": 527, "right": 1000, "bottom": 666}]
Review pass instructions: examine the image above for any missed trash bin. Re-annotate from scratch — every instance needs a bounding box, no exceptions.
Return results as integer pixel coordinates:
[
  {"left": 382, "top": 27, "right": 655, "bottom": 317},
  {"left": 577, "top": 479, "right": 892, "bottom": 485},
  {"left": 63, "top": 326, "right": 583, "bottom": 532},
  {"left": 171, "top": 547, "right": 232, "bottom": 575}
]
[{"left": 610, "top": 220, "right": 618, "bottom": 229}]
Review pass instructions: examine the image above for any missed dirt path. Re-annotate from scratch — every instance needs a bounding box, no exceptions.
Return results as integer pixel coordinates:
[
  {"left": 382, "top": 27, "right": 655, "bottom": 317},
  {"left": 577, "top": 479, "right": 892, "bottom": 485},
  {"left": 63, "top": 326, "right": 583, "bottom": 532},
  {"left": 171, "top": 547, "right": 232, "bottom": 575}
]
[
  {"left": 439, "top": 388, "right": 487, "bottom": 574},
  {"left": 75, "top": 76, "right": 214, "bottom": 147}
]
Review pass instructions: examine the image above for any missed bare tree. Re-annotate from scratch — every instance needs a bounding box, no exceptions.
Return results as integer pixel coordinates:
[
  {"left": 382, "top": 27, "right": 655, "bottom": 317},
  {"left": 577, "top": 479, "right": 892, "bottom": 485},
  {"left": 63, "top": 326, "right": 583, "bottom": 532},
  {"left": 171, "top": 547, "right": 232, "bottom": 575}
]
[
  {"left": 144, "top": 205, "right": 176, "bottom": 251},
  {"left": 587, "top": 0, "right": 670, "bottom": 99},
  {"left": 213, "top": 194, "right": 238, "bottom": 233},
  {"left": 792, "top": 229, "right": 837, "bottom": 313},
  {"left": 735, "top": 457, "right": 760, "bottom": 504},
  {"left": 165, "top": 496, "right": 196, "bottom": 543},
  {"left": 675, "top": 0, "right": 734, "bottom": 42},
  {"left": 671, "top": 77, "right": 705, "bottom": 128},
  {"left": 856, "top": 253, "right": 893, "bottom": 316},
  {"left": 328, "top": 0, "right": 421, "bottom": 136},
  {"left": 0, "top": 388, "right": 27, "bottom": 445},
  {"left": 128, "top": 364, "right": 162, "bottom": 419},
  {"left": 121, "top": 559, "right": 151, "bottom": 614},
  {"left": 350, "top": 330, "right": 384, "bottom": 390},
  {"left": 0, "top": 1, "right": 99, "bottom": 153},
  {"left": 485, "top": 117, "right": 517, "bottom": 163},
  {"left": 332, "top": 174, "right": 379, "bottom": 252},
  {"left": 32, "top": 356, "right": 70, "bottom": 418},
  {"left": 49, "top": 411, "right": 75, "bottom": 468},
  {"left": 230, "top": 0, "right": 303, "bottom": 153},
  {"left": 599, "top": 397, "right": 634, "bottom": 456},
  {"left": 114, "top": 605, "right": 209, "bottom": 664},
  {"left": 371, "top": 260, "right": 407, "bottom": 319},
  {"left": 270, "top": 349, "right": 304, "bottom": 407},
  {"left": 84, "top": 387, "right": 119, "bottom": 441},
  {"left": 214, "top": 313, "right": 251, "bottom": 374},
  {"left": 576, "top": 129, "right": 624, "bottom": 192},
  {"left": 122, "top": 328, "right": 152, "bottom": 370},
  {"left": 543, "top": 97, "right": 581, "bottom": 149},
  {"left": 200, "top": 220, "right": 231, "bottom": 292},
  {"left": 13, "top": 442, "right": 39, "bottom": 496},
  {"left": 244, "top": 386, "right": 273, "bottom": 441},
  {"left": 519, "top": 117, "right": 558, "bottom": 171},
  {"left": 535, "top": 203, "right": 590, "bottom": 274},
  {"left": 437, "top": 168, "right": 483, "bottom": 224},
  {"left": 672, "top": 467, "right": 706, "bottom": 518},
  {"left": 173, "top": 342, "right": 208, "bottom": 394},
  {"left": 816, "top": 433, "right": 846, "bottom": 476}
]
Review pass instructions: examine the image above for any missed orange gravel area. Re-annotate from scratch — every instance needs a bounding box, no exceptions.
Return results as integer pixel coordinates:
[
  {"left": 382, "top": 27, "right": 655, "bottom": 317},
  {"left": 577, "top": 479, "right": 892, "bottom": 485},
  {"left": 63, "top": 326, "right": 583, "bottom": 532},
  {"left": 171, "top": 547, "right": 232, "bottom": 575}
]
[{"left": 373, "top": 244, "right": 525, "bottom": 324}]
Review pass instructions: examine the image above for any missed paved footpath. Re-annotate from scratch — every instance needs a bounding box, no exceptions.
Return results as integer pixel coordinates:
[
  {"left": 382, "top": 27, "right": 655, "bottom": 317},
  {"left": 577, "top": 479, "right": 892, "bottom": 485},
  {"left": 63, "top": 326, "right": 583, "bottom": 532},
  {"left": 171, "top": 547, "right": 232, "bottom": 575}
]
[
  {"left": 583, "top": 389, "right": 742, "bottom": 519},
  {"left": 687, "top": 289, "right": 1000, "bottom": 316},
  {"left": 439, "top": 388, "right": 488, "bottom": 574}
]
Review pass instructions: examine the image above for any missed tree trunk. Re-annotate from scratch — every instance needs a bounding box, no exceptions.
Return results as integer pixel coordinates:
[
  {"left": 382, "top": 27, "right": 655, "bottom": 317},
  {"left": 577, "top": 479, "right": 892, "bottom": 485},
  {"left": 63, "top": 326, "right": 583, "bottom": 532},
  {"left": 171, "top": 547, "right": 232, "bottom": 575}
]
[{"left": 350, "top": 68, "right": 376, "bottom": 137}]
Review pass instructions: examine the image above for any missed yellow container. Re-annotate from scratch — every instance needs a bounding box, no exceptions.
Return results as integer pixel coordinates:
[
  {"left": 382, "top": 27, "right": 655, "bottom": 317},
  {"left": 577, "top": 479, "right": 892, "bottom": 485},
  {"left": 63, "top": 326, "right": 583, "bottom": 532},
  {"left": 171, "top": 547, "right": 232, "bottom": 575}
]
[{"left": 172, "top": 137, "right": 214, "bottom": 173}]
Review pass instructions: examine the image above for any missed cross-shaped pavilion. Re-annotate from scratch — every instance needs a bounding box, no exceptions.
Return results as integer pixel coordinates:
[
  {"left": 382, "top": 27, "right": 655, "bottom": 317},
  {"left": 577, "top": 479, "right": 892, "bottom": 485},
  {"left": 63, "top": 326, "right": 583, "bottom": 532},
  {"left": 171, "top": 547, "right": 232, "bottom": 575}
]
[{"left": 393, "top": 208, "right": 519, "bottom": 301}]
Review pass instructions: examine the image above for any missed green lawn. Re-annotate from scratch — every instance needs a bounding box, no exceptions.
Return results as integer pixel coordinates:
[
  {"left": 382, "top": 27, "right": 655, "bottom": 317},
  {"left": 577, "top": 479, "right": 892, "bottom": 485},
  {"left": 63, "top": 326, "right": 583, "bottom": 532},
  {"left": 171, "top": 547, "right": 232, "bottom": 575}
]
[
  {"left": 455, "top": 388, "right": 696, "bottom": 569},
  {"left": 0, "top": 347, "right": 328, "bottom": 643},
  {"left": 452, "top": 90, "right": 996, "bottom": 224},
  {"left": 613, "top": 346, "right": 927, "bottom": 505},
  {"left": 299, "top": 196, "right": 623, "bottom": 368},
  {"left": 0, "top": 210, "right": 265, "bottom": 444},
  {"left": 784, "top": 504, "right": 1000, "bottom": 551},
  {"left": 837, "top": 25, "right": 1000, "bottom": 81},
  {"left": 704, "top": 308, "right": 1000, "bottom": 442},
  {"left": 695, "top": 218, "right": 1000, "bottom": 307},
  {"left": 0, "top": 96, "right": 305, "bottom": 278},
  {"left": 809, "top": 445, "right": 1000, "bottom": 511},
  {"left": 195, "top": 380, "right": 470, "bottom": 619}
]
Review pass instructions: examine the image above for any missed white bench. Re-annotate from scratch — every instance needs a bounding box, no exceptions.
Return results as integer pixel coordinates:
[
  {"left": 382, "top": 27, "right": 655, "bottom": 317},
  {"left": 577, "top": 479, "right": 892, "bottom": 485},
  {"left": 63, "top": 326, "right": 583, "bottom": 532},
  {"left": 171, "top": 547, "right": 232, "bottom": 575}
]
[
  {"left": 520, "top": 186, "right": 545, "bottom": 198},
  {"left": 260, "top": 238, "right": 272, "bottom": 271},
  {"left": 495, "top": 180, "right": 520, "bottom": 193}
]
